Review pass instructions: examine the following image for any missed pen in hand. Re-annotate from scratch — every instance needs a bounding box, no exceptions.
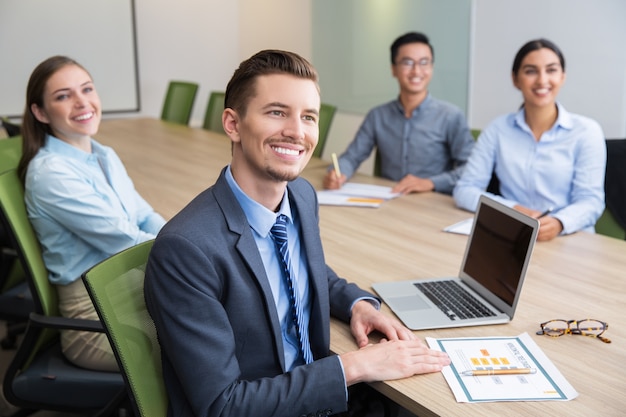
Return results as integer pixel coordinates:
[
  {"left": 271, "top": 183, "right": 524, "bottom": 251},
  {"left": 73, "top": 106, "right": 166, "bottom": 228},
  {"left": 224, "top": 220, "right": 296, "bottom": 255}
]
[
  {"left": 331, "top": 152, "right": 342, "bottom": 178},
  {"left": 537, "top": 207, "right": 554, "bottom": 219}
]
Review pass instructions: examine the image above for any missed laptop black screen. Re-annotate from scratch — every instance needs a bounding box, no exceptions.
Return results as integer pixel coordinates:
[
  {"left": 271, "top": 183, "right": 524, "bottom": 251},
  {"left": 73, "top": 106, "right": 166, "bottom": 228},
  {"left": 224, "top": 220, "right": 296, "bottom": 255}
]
[{"left": 463, "top": 202, "right": 535, "bottom": 306}]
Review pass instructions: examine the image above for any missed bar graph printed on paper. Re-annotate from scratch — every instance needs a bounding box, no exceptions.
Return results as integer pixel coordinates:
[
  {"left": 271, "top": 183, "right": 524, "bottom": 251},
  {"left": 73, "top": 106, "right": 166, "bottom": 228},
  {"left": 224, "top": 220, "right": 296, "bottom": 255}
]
[
  {"left": 456, "top": 344, "right": 532, "bottom": 379},
  {"left": 426, "top": 334, "right": 577, "bottom": 402}
]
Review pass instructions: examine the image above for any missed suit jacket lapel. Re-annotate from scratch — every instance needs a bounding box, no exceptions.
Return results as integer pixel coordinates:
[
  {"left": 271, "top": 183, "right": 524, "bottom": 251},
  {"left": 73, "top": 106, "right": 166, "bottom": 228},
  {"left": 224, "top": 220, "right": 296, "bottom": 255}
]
[
  {"left": 211, "top": 170, "right": 331, "bottom": 366},
  {"left": 212, "top": 170, "right": 287, "bottom": 370}
]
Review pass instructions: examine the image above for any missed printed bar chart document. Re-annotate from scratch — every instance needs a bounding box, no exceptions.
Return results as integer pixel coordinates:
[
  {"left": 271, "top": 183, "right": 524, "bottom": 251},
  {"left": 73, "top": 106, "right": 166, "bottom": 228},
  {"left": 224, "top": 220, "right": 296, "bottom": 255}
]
[{"left": 426, "top": 332, "right": 578, "bottom": 403}]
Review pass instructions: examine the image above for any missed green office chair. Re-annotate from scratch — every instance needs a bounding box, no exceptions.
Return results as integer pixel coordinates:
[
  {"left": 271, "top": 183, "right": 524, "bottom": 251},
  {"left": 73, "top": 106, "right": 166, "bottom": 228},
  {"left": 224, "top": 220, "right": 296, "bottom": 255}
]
[
  {"left": 0, "top": 169, "right": 127, "bottom": 416},
  {"left": 0, "top": 136, "right": 32, "bottom": 349},
  {"left": 160, "top": 81, "right": 199, "bottom": 125},
  {"left": 470, "top": 129, "right": 481, "bottom": 141},
  {"left": 313, "top": 103, "right": 337, "bottom": 158},
  {"left": 202, "top": 91, "right": 226, "bottom": 133},
  {"left": 0, "top": 136, "right": 22, "bottom": 169},
  {"left": 596, "top": 208, "right": 625, "bottom": 240},
  {"left": 82, "top": 240, "right": 167, "bottom": 417}
]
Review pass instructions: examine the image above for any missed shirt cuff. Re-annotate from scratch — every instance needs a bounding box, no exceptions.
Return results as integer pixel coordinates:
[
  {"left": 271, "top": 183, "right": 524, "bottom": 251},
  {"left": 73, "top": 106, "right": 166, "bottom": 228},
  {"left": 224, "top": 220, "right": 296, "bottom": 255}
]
[
  {"left": 349, "top": 296, "right": 381, "bottom": 316},
  {"left": 336, "top": 355, "right": 349, "bottom": 401}
]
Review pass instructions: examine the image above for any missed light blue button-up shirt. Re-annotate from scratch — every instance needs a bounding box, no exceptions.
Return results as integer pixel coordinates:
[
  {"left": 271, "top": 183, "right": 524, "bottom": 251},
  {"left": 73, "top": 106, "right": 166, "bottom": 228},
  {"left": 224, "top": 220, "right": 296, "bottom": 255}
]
[
  {"left": 453, "top": 103, "right": 606, "bottom": 234},
  {"left": 25, "top": 135, "right": 166, "bottom": 285},
  {"left": 225, "top": 166, "right": 312, "bottom": 370}
]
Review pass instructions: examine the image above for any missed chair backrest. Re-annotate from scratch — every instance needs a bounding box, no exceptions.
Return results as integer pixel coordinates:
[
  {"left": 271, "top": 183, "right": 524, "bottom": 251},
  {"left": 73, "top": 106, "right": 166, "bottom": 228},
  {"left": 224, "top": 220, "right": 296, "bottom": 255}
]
[
  {"left": 202, "top": 91, "right": 226, "bottom": 133},
  {"left": 0, "top": 169, "right": 60, "bottom": 361},
  {"left": 0, "top": 136, "right": 23, "bottom": 172},
  {"left": 0, "top": 169, "right": 53, "bottom": 316},
  {"left": 313, "top": 103, "right": 337, "bottom": 158},
  {"left": 596, "top": 207, "right": 626, "bottom": 240},
  {"left": 0, "top": 136, "right": 26, "bottom": 290},
  {"left": 1, "top": 117, "right": 22, "bottom": 137},
  {"left": 160, "top": 81, "right": 199, "bottom": 125},
  {"left": 82, "top": 240, "right": 167, "bottom": 417}
]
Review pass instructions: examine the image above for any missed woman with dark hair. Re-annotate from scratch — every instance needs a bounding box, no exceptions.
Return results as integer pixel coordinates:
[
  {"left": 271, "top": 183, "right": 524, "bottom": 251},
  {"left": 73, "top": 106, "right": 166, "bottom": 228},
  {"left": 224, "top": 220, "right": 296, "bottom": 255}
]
[
  {"left": 454, "top": 39, "right": 606, "bottom": 241},
  {"left": 18, "top": 56, "right": 165, "bottom": 370}
]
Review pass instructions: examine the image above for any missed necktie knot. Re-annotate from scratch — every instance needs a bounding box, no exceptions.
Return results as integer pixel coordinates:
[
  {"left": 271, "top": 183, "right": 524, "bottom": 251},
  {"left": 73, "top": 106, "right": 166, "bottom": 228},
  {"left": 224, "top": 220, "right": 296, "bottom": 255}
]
[{"left": 270, "top": 214, "right": 289, "bottom": 245}]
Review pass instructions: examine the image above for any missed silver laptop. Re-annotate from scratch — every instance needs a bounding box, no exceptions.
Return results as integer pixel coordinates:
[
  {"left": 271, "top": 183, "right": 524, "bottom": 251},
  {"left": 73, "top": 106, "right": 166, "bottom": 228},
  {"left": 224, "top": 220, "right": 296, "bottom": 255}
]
[{"left": 372, "top": 195, "right": 539, "bottom": 330}]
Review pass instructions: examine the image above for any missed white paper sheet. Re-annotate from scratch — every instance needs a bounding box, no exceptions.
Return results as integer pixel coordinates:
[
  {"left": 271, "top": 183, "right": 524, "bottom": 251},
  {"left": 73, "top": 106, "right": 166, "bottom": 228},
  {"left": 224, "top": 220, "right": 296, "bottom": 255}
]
[
  {"left": 443, "top": 217, "right": 473, "bottom": 235},
  {"left": 427, "top": 333, "right": 578, "bottom": 403},
  {"left": 317, "top": 183, "right": 400, "bottom": 207},
  {"left": 316, "top": 193, "right": 385, "bottom": 208}
]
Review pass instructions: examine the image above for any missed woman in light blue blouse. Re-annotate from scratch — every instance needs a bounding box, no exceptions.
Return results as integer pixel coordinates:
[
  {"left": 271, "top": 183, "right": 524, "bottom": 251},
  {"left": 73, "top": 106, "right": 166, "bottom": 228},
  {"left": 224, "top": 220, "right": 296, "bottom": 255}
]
[
  {"left": 17, "top": 56, "right": 166, "bottom": 371},
  {"left": 453, "top": 39, "right": 606, "bottom": 241}
]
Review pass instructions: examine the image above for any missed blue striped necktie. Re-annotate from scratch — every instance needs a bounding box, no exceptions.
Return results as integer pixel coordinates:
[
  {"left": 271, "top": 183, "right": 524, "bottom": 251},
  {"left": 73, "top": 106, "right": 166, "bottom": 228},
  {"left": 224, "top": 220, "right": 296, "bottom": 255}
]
[{"left": 270, "top": 214, "right": 313, "bottom": 364}]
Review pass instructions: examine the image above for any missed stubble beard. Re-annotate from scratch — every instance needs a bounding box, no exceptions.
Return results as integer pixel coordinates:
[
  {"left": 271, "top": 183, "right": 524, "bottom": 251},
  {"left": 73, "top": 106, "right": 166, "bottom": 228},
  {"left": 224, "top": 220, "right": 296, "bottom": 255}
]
[{"left": 265, "top": 164, "right": 301, "bottom": 183}]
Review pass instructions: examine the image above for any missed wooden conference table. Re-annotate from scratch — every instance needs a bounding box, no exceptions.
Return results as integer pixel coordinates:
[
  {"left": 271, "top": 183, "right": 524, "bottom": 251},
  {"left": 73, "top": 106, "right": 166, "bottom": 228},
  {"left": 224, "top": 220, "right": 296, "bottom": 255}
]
[{"left": 97, "top": 118, "right": 625, "bottom": 417}]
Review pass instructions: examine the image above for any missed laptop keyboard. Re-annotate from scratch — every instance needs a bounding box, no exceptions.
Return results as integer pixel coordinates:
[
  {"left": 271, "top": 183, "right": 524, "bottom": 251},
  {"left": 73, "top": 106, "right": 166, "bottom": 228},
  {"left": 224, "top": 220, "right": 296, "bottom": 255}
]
[{"left": 414, "top": 281, "right": 496, "bottom": 321}]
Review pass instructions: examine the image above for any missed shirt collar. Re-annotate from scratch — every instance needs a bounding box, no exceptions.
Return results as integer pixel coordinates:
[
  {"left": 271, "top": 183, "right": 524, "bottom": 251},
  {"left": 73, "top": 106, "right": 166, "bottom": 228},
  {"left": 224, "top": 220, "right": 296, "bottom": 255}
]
[
  {"left": 554, "top": 102, "right": 573, "bottom": 130},
  {"left": 393, "top": 93, "right": 432, "bottom": 116},
  {"left": 224, "top": 165, "right": 293, "bottom": 238},
  {"left": 44, "top": 134, "right": 104, "bottom": 161},
  {"left": 514, "top": 102, "right": 573, "bottom": 132}
]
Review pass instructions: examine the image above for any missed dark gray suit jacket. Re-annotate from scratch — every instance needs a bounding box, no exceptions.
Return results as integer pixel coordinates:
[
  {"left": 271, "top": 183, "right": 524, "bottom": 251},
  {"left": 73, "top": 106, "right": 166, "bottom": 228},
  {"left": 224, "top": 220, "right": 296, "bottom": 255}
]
[{"left": 145, "top": 168, "right": 373, "bottom": 417}]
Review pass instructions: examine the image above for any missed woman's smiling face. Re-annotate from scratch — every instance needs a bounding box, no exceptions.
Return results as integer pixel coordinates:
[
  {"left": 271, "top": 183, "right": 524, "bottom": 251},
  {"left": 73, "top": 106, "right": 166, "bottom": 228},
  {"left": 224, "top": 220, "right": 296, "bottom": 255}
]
[
  {"left": 31, "top": 64, "right": 101, "bottom": 143},
  {"left": 513, "top": 47, "right": 566, "bottom": 109}
]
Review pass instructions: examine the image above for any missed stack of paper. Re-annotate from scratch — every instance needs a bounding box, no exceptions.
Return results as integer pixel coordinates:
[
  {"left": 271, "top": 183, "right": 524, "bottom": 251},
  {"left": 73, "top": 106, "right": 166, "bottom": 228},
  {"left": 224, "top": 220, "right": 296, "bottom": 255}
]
[{"left": 317, "top": 183, "right": 401, "bottom": 208}]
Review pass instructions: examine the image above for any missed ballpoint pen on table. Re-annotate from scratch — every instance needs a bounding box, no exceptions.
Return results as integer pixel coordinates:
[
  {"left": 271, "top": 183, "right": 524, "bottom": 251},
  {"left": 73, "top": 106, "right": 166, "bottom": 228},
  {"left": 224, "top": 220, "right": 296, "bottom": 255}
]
[{"left": 461, "top": 368, "right": 537, "bottom": 376}]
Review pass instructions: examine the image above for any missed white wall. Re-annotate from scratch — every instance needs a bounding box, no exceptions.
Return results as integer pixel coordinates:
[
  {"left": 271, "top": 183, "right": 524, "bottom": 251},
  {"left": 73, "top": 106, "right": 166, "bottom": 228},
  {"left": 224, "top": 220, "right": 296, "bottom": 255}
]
[
  {"left": 238, "top": 0, "right": 312, "bottom": 61},
  {"left": 12, "top": 1, "right": 620, "bottom": 168},
  {"left": 132, "top": 0, "right": 239, "bottom": 126},
  {"left": 131, "top": 0, "right": 312, "bottom": 127},
  {"left": 129, "top": 0, "right": 624, "bottom": 168},
  {"left": 469, "top": 0, "right": 626, "bottom": 138}
]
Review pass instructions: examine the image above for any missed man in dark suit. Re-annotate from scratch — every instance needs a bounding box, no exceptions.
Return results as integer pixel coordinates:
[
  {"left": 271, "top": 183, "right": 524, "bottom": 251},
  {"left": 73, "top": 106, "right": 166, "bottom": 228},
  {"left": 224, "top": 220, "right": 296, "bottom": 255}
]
[{"left": 144, "top": 49, "right": 449, "bottom": 417}]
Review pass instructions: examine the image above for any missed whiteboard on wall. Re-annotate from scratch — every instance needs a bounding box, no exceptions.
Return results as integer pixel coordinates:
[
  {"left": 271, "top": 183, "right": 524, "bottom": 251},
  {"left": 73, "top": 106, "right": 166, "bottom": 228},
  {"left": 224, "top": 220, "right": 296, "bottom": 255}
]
[{"left": 0, "top": 0, "right": 139, "bottom": 118}]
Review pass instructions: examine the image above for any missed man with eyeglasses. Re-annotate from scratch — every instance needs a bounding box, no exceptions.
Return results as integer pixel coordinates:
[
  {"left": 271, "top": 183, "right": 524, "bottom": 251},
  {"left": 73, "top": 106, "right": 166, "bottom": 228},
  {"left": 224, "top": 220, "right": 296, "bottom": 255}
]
[{"left": 323, "top": 32, "right": 474, "bottom": 195}]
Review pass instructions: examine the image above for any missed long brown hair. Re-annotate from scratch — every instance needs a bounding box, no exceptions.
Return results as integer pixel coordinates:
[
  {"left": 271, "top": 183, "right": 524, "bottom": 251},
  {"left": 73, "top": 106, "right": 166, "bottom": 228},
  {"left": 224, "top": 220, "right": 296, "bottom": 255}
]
[{"left": 17, "top": 56, "right": 91, "bottom": 183}]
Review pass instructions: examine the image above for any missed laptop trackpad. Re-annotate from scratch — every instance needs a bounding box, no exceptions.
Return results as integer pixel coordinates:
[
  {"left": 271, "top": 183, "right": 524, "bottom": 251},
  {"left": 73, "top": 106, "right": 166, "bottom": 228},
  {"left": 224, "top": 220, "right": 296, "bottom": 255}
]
[{"left": 388, "top": 295, "right": 430, "bottom": 311}]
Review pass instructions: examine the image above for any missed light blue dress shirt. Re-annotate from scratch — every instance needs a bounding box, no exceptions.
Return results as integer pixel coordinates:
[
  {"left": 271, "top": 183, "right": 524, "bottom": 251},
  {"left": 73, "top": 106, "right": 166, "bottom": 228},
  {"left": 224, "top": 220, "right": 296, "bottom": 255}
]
[
  {"left": 335, "top": 94, "right": 475, "bottom": 194},
  {"left": 453, "top": 103, "right": 606, "bottom": 234},
  {"left": 25, "top": 135, "right": 166, "bottom": 285},
  {"left": 225, "top": 166, "right": 312, "bottom": 370}
]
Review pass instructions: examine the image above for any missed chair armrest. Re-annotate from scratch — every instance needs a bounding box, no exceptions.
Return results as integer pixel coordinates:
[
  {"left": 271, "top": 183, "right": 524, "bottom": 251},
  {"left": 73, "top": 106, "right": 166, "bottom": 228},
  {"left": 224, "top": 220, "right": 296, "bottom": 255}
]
[{"left": 28, "top": 312, "right": 105, "bottom": 332}]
